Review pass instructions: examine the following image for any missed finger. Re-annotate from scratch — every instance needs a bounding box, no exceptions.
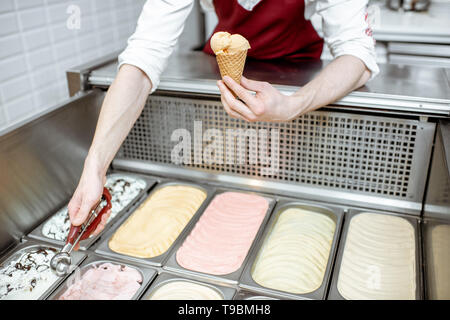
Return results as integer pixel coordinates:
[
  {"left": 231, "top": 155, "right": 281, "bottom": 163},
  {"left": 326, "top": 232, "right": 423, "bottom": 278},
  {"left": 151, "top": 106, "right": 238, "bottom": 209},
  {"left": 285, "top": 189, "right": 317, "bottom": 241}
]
[
  {"left": 218, "top": 81, "right": 256, "bottom": 121},
  {"left": 220, "top": 92, "right": 245, "bottom": 120},
  {"left": 72, "top": 196, "right": 97, "bottom": 226},
  {"left": 92, "top": 210, "right": 111, "bottom": 236},
  {"left": 73, "top": 242, "right": 80, "bottom": 251},
  {"left": 222, "top": 76, "right": 257, "bottom": 106},
  {"left": 240, "top": 76, "right": 268, "bottom": 92}
]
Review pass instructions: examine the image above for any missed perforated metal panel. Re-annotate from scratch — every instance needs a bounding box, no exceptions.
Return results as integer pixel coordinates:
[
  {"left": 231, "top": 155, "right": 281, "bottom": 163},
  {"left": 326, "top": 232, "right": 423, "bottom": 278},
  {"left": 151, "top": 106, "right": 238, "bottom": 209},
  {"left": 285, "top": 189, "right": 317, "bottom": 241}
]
[{"left": 118, "top": 96, "right": 435, "bottom": 204}]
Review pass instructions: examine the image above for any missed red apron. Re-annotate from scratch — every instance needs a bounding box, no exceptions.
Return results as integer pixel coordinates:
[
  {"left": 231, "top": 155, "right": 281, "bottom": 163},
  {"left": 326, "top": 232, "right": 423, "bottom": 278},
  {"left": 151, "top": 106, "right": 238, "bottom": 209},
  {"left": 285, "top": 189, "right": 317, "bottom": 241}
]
[{"left": 203, "top": 0, "right": 323, "bottom": 60}]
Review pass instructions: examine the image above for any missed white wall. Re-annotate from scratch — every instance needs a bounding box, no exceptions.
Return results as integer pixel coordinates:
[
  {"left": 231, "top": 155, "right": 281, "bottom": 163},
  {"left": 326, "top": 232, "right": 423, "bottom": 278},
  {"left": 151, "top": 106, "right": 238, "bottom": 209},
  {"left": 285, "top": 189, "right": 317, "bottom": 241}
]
[{"left": 0, "top": 0, "right": 146, "bottom": 132}]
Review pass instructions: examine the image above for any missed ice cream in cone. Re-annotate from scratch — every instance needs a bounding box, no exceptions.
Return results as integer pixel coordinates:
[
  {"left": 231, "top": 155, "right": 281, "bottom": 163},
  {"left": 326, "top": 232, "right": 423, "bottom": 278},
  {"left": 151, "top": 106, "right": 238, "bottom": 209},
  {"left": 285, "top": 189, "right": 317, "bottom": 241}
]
[{"left": 211, "top": 32, "right": 250, "bottom": 85}]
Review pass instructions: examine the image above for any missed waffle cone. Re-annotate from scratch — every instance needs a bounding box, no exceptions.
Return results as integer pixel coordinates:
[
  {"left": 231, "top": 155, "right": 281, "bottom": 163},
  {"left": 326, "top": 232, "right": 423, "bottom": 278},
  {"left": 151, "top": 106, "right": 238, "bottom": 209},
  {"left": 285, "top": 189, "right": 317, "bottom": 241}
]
[{"left": 216, "top": 49, "right": 247, "bottom": 84}]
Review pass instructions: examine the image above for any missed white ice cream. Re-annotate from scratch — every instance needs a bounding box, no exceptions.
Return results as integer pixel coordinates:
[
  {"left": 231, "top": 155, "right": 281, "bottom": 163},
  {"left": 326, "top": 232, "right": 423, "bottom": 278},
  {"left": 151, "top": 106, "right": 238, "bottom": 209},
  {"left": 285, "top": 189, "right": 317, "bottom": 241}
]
[
  {"left": 42, "top": 175, "right": 146, "bottom": 241},
  {"left": 337, "top": 212, "right": 417, "bottom": 300},
  {"left": 0, "top": 247, "right": 60, "bottom": 300}
]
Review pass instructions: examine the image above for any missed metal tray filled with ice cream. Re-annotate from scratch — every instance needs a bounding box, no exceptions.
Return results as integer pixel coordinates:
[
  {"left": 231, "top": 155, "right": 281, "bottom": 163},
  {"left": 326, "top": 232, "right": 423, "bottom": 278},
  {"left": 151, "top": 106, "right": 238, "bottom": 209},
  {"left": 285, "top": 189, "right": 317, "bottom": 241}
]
[
  {"left": 239, "top": 198, "right": 345, "bottom": 300},
  {"left": 328, "top": 209, "right": 423, "bottom": 300},
  {"left": 0, "top": 240, "right": 85, "bottom": 300},
  {"left": 48, "top": 254, "right": 157, "bottom": 300},
  {"left": 421, "top": 218, "right": 450, "bottom": 300},
  {"left": 140, "top": 271, "right": 236, "bottom": 300},
  {"left": 94, "top": 180, "right": 216, "bottom": 267},
  {"left": 27, "top": 171, "right": 157, "bottom": 250},
  {"left": 163, "top": 188, "right": 277, "bottom": 285}
]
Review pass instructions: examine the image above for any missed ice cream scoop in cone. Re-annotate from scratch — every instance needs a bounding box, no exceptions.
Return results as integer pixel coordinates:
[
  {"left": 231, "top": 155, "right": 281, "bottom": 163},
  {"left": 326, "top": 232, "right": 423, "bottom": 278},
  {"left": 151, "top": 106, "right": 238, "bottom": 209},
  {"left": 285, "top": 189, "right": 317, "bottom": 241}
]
[{"left": 211, "top": 32, "right": 250, "bottom": 91}]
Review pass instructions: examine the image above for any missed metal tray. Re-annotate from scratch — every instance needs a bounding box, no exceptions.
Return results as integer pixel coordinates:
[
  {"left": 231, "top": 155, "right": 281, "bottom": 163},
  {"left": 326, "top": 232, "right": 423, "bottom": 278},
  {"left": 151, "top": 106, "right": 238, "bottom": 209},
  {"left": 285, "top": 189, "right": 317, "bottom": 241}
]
[
  {"left": 27, "top": 171, "right": 157, "bottom": 250},
  {"left": 95, "top": 180, "right": 215, "bottom": 267},
  {"left": 140, "top": 271, "right": 236, "bottom": 300},
  {"left": 163, "top": 188, "right": 276, "bottom": 284},
  {"left": 47, "top": 253, "right": 158, "bottom": 300},
  {"left": 233, "top": 289, "right": 285, "bottom": 300},
  {"left": 328, "top": 209, "right": 423, "bottom": 300},
  {"left": 0, "top": 240, "right": 86, "bottom": 300},
  {"left": 239, "top": 198, "right": 345, "bottom": 300},
  {"left": 421, "top": 217, "right": 450, "bottom": 300}
]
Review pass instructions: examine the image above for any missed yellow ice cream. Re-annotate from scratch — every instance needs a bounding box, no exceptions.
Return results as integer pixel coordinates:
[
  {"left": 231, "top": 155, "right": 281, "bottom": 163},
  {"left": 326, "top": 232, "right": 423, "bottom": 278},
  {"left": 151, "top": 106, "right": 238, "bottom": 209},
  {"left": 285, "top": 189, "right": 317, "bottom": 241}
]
[
  {"left": 148, "top": 281, "right": 223, "bottom": 300},
  {"left": 337, "top": 213, "right": 416, "bottom": 300},
  {"left": 210, "top": 32, "right": 250, "bottom": 55},
  {"left": 108, "top": 185, "right": 206, "bottom": 258},
  {"left": 252, "top": 208, "right": 336, "bottom": 294}
]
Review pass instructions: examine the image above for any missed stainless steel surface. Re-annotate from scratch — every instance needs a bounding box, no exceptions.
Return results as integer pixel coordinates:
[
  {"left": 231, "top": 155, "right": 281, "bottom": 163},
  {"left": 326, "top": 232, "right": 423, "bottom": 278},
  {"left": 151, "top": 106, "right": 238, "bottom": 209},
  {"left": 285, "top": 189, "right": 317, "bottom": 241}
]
[
  {"left": 389, "top": 54, "right": 450, "bottom": 69},
  {"left": 233, "top": 289, "right": 282, "bottom": 300},
  {"left": 373, "top": 2, "right": 450, "bottom": 44},
  {"left": 113, "top": 95, "right": 435, "bottom": 216},
  {"left": 86, "top": 52, "right": 450, "bottom": 116},
  {"left": 27, "top": 172, "right": 157, "bottom": 250},
  {"left": 95, "top": 180, "right": 215, "bottom": 267},
  {"left": 388, "top": 43, "right": 450, "bottom": 58},
  {"left": 66, "top": 50, "right": 122, "bottom": 97},
  {"left": 163, "top": 189, "right": 277, "bottom": 285},
  {"left": 327, "top": 209, "right": 423, "bottom": 300},
  {"left": 239, "top": 199, "right": 345, "bottom": 300},
  {"left": 48, "top": 254, "right": 158, "bottom": 300},
  {"left": 140, "top": 271, "right": 236, "bottom": 300},
  {"left": 424, "top": 120, "right": 450, "bottom": 220},
  {"left": 0, "top": 240, "right": 85, "bottom": 300},
  {"left": 0, "top": 90, "right": 105, "bottom": 255},
  {"left": 422, "top": 218, "right": 450, "bottom": 300}
]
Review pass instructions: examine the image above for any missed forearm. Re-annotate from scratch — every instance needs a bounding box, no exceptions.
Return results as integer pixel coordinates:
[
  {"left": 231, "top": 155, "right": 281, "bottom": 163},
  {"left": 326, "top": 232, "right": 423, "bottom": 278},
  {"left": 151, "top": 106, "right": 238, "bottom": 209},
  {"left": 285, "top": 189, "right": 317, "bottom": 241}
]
[
  {"left": 290, "top": 55, "right": 370, "bottom": 116},
  {"left": 85, "top": 64, "right": 152, "bottom": 174}
]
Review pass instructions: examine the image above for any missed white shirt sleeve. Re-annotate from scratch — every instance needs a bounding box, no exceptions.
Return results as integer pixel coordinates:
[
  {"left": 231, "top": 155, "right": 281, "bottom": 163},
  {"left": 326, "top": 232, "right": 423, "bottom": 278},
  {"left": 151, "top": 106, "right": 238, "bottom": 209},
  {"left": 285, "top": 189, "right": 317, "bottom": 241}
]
[
  {"left": 306, "top": 0, "right": 379, "bottom": 80},
  {"left": 118, "top": 0, "right": 194, "bottom": 93}
]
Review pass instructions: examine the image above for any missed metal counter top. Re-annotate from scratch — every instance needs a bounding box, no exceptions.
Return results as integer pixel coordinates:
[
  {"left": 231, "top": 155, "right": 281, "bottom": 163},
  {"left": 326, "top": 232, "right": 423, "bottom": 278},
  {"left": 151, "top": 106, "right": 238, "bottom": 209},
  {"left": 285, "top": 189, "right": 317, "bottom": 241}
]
[
  {"left": 373, "top": 2, "right": 450, "bottom": 44},
  {"left": 80, "top": 51, "right": 450, "bottom": 116}
]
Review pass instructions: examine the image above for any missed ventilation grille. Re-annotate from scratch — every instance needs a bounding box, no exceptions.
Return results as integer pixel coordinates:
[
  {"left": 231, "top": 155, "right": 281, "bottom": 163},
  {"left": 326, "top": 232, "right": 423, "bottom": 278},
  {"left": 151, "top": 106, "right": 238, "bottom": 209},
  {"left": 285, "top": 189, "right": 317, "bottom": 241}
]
[{"left": 118, "top": 96, "right": 433, "bottom": 201}]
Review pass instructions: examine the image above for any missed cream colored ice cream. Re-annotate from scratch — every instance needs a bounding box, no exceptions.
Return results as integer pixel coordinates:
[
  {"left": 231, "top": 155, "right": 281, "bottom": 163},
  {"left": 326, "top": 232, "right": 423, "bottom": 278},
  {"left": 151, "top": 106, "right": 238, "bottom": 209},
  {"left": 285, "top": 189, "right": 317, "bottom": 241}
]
[
  {"left": 252, "top": 208, "right": 336, "bottom": 294},
  {"left": 148, "top": 281, "right": 223, "bottom": 300},
  {"left": 337, "top": 213, "right": 416, "bottom": 300},
  {"left": 427, "top": 224, "right": 450, "bottom": 300},
  {"left": 108, "top": 185, "right": 206, "bottom": 258},
  {"left": 210, "top": 32, "right": 250, "bottom": 55}
]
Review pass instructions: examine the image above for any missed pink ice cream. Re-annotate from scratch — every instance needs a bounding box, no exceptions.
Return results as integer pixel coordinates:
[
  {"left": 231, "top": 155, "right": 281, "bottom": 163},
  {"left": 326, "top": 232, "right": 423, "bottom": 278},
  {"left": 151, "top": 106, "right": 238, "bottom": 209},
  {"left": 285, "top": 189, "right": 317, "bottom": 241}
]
[
  {"left": 176, "top": 192, "right": 269, "bottom": 275},
  {"left": 59, "top": 263, "right": 142, "bottom": 300}
]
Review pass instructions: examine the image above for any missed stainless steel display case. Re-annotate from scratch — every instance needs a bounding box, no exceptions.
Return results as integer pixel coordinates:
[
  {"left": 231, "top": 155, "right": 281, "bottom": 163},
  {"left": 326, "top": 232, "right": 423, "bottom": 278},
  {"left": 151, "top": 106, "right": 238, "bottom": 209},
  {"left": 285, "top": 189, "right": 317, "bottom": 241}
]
[
  {"left": 1, "top": 50, "right": 449, "bottom": 300},
  {"left": 163, "top": 189, "right": 277, "bottom": 284},
  {"left": 140, "top": 271, "right": 236, "bottom": 300},
  {"left": 48, "top": 254, "right": 158, "bottom": 300},
  {"left": 0, "top": 240, "right": 85, "bottom": 300},
  {"left": 422, "top": 120, "right": 450, "bottom": 300},
  {"left": 95, "top": 180, "right": 215, "bottom": 267},
  {"left": 239, "top": 199, "right": 345, "bottom": 300},
  {"left": 27, "top": 172, "right": 157, "bottom": 250},
  {"left": 328, "top": 209, "right": 423, "bottom": 300}
]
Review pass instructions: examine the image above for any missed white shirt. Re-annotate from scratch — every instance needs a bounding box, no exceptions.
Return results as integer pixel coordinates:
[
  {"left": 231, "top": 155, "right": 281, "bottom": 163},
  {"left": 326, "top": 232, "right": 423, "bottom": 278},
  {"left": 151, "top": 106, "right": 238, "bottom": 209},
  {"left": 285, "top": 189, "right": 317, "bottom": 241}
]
[{"left": 119, "top": 0, "right": 379, "bottom": 94}]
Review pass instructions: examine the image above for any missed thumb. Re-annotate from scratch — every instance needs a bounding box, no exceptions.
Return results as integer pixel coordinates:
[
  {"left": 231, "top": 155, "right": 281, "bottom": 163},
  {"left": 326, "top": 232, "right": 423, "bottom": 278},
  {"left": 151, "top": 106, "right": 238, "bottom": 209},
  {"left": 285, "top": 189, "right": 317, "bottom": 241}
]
[{"left": 71, "top": 196, "right": 97, "bottom": 226}]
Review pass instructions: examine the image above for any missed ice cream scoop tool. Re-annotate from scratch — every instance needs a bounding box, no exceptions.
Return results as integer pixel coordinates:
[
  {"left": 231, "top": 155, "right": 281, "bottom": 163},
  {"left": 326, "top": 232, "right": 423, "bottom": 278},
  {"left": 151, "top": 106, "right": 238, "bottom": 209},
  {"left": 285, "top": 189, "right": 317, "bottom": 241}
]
[{"left": 50, "top": 187, "right": 112, "bottom": 276}]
